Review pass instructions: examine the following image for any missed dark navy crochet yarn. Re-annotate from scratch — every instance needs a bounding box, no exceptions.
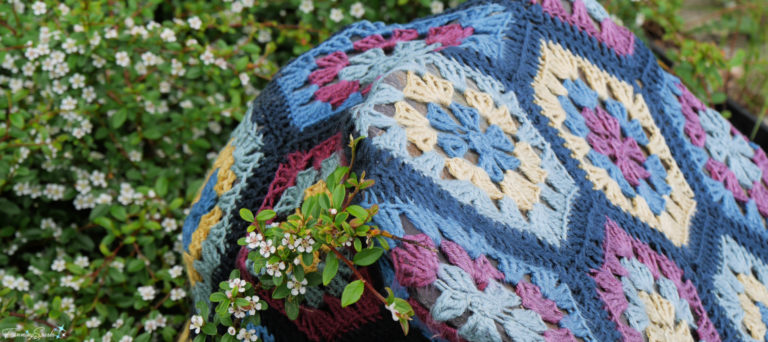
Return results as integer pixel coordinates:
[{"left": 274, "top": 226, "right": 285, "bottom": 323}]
[{"left": 181, "top": 0, "right": 768, "bottom": 341}]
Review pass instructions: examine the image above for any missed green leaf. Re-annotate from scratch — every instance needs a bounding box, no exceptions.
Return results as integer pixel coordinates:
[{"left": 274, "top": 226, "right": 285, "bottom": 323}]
[
  {"left": 126, "top": 259, "right": 145, "bottom": 273},
  {"left": 169, "top": 197, "right": 184, "bottom": 210},
  {"left": 302, "top": 252, "right": 313, "bottom": 266},
  {"left": 135, "top": 333, "right": 151, "bottom": 342},
  {"left": 155, "top": 177, "right": 169, "bottom": 197},
  {"left": 353, "top": 238, "right": 362, "bottom": 252},
  {"left": 0, "top": 198, "right": 21, "bottom": 216},
  {"left": 285, "top": 300, "right": 300, "bottom": 320},
  {"left": 341, "top": 280, "right": 365, "bottom": 307},
  {"left": 143, "top": 127, "right": 162, "bottom": 140},
  {"left": 255, "top": 209, "right": 276, "bottom": 222},
  {"left": 196, "top": 300, "right": 210, "bottom": 318},
  {"left": 235, "top": 56, "right": 249, "bottom": 71},
  {"left": 272, "top": 285, "right": 290, "bottom": 299},
  {"left": 318, "top": 193, "right": 331, "bottom": 210},
  {"left": 711, "top": 92, "right": 727, "bottom": 104},
  {"left": 210, "top": 292, "right": 227, "bottom": 302},
  {"left": 323, "top": 252, "right": 338, "bottom": 286},
  {"left": 332, "top": 185, "right": 345, "bottom": 209},
  {"left": 110, "top": 109, "right": 128, "bottom": 128},
  {"left": 9, "top": 112, "right": 23, "bottom": 128},
  {"left": 353, "top": 247, "right": 384, "bottom": 266},
  {"left": 110, "top": 205, "right": 127, "bottom": 221},
  {"left": 202, "top": 323, "right": 218, "bottom": 335},
  {"left": 240, "top": 208, "right": 254, "bottom": 222},
  {"left": 235, "top": 298, "right": 250, "bottom": 307},
  {"left": 346, "top": 205, "right": 368, "bottom": 220}
]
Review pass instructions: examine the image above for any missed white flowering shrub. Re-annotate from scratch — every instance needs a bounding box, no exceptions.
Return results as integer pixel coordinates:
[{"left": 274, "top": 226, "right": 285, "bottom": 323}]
[{"left": 0, "top": 0, "right": 457, "bottom": 340}]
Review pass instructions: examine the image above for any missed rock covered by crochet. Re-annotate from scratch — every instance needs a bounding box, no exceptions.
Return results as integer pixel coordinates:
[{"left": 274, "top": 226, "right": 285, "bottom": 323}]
[{"left": 180, "top": 0, "right": 768, "bottom": 341}]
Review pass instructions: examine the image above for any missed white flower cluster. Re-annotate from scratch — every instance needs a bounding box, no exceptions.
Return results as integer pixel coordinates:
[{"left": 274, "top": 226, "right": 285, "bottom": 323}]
[
  {"left": 60, "top": 275, "right": 83, "bottom": 290},
  {"left": 265, "top": 261, "right": 286, "bottom": 277},
  {"left": 189, "top": 315, "right": 204, "bottom": 334},
  {"left": 143, "top": 314, "right": 167, "bottom": 332},
  {"left": 137, "top": 286, "right": 156, "bottom": 301},
  {"left": 286, "top": 275, "right": 308, "bottom": 296},
  {"left": 161, "top": 218, "right": 178, "bottom": 232},
  {"left": 237, "top": 327, "right": 260, "bottom": 341},
  {"left": 2, "top": 274, "right": 30, "bottom": 291},
  {"left": 170, "top": 288, "right": 186, "bottom": 301},
  {"left": 118, "top": 183, "right": 144, "bottom": 205},
  {"left": 229, "top": 278, "right": 247, "bottom": 293},
  {"left": 281, "top": 233, "right": 315, "bottom": 253}
]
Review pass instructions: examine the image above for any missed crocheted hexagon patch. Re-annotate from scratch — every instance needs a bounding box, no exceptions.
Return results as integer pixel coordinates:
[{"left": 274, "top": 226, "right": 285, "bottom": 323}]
[
  {"left": 590, "top": 218, "right": 719, "bottom": 341},
  {"left": 533, "top": 40, "right": 696, "bottom": 246},
  {"left": 354, "top": 54, "right": 578, "bottom": 246},
  {"left": 658, "top": 73, "right": 768, "bottom": 233},
  {"left": 714, "top": 235, "right": 768, "bottom": 341}
]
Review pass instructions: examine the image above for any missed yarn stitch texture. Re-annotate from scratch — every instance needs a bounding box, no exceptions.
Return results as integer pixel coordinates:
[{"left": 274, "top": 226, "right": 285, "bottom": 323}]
[{"left": 180, "top": 0, "right": 768, "bottom": 341}]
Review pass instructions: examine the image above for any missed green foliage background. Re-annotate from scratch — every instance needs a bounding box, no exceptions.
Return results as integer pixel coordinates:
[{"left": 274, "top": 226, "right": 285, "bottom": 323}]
[{"left": 0, "top": 0, "right": 763, "bottom": 340}]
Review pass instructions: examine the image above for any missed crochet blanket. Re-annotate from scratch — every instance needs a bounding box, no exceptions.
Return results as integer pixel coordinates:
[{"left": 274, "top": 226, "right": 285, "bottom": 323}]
[{"left": 181, "top": 0, "right": 768, "bottom": 341}]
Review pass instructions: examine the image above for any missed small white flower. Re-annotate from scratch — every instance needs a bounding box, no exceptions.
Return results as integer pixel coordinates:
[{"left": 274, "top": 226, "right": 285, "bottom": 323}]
[
  {"left": 154, "top": 314, "right": 167, "bottom": 328},
  {"left": 228, "top": 326, "right": 237, "bottom": 335},
  {"left": 9, "top": 79, "right": 23, "bottom": 93},
  {"left": 90, "top": 170, "right": 107, "bottom": 187},
  {"left": 144, "top": 318, "right": 158, "bottom": 332},
  {"left": 113, "top": 318, "right": 124, "bottom": 328},
  {"left": 159, "top": 81, "right": 171, "bottom": 93},
  {"left": 237, "top": 328, "right": 259, "bottom": 341},
  {"left": 330, "top": 9, "right": 344, "bottom": 23},
  {"left": 70, "top": 73, "right": 85, "bottom": 89},
  {"left": 58, "top": 3, "right": 70, "bottom": 15},
  {"left": 82, "top": 86, "right": 96, "bottom": 103},
  {"left": 105, "top": 28, "right": 118, "bottom": 39},
  {"left": 265, "top": 261, "right": 285, "bottom": 277},
  {"left": 52, "top": 258, "right": 66, "bottom": 272},
  {"left": 85, "top": 316, "right": 101, "bottom": 328},
  {"left": 257, "top": 29, "right": 271, "bottom": 43},
  {"left": 169, "top": 265, "right": 184, "bottom": 278},
  {"left": 115, "top": 51, "right": 130, "bottom": 67},
  {"left": 119, "top": 336, "right": 132, "bottom": 342},
  {"left": 141, "top": 51, "right": 159, "bottom": 66},
  {"left": 245, "top": 232, "right": 263, "bottom": 249},
  {"left": 188, "top": 16, "right": 202, "bottom": 30},
  {"left": 62, "top": 38, "right": 78, "bottom": 54},
  {"left": 74, "top": 255, "right": 89, "bottom": 268},
  {"left": 61, "top": 96, "right": 77, "bottom": 111},
  {"left": 128, "top": 150, "right": 142, "bottom": 162},
  {"left": 90, "top": 33, "right": 101, "bottom": 46},
  {"left": 92, "top": 55, "right": 106, "bottom": 68},
  {"left": 239, "top": 72, "right": 250, "bottom": 85},
  {"left": 385, "top": 302, "right": 399, "bottom": 321},
  {"left": 259, "top": 239, "right": 276, "bottom": 258},
  {"left": 170, "top": 288, "right": 186, "bottom": 301},
  {"left": 215, "top": 58, "right": 228, "bottom": 70},
  {"left": 170, "top": 58, "right": 185, "bottom": 76},
  {"left": 430, "top": 1, "right": 444, "bottom": 14},
  {"left": 161, "top": 218, "right": 178, "bottom": 232},
  {"left": 32, "top": 1, "right": 46, "bottom": 16},
  {"left": 231, "top": 1, "right": 244, "bottom": 13},
  {"left": 200, "top": 50, "right": 215, "bottom": 65},
  {"left": 299, "top": 0, "right": 314, "bottom": 14},
  {"left": 137, "top": 285, "right": 156, "bottom": 301},
  {"left": 350, "top": 2, "right": 365, "bottom": 18},
  {"left": 229, "top": 278, "right": 247, "bottom": 293},
  {"left": 286, "top": 276, "right": 308, "bottom": 296},
  {"left": 160, "top": 28, "right": 176, "bottom": 43},
  {"left": 189, "top": 315, "right": 203, "bottom": 334}
]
